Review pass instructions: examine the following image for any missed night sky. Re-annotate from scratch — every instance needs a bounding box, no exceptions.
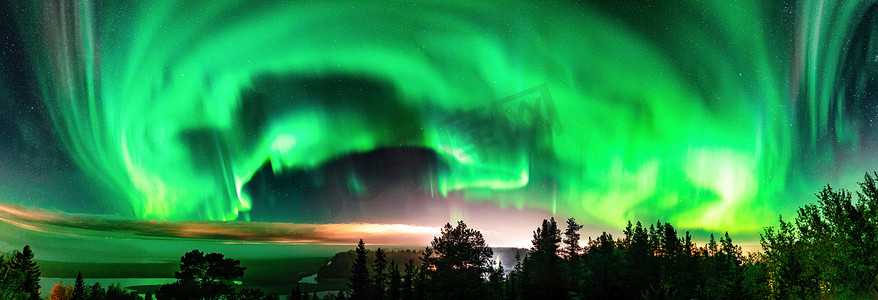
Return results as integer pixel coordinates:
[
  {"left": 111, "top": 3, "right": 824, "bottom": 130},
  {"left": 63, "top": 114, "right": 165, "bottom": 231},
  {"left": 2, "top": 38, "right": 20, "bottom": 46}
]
[{"left": 2, "top": 1, "right": 878, "bottom": 256}]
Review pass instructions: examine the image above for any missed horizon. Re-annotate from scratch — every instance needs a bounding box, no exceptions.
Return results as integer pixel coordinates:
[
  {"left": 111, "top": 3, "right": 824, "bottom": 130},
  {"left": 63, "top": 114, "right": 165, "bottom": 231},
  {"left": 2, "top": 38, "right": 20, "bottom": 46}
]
[{"left": 0, "top": 203, "right": 763, "bottom": 265}]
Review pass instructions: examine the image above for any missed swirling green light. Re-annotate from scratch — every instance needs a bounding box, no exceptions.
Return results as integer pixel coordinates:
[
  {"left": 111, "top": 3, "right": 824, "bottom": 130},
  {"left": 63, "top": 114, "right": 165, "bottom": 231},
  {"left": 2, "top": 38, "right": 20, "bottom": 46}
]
[{"left": 9, "top": 0, "right": 878, "bottom": 235}]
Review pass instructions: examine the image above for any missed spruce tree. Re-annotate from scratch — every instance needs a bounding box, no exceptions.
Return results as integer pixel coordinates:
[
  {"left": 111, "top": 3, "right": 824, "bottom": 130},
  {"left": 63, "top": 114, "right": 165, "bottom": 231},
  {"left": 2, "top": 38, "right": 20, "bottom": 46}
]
[
  {"left": 622, "top": 221, "right": 635, "bottom": 249},
  {"left": 506, "top": 252, "right": 523, "bottom": 300},
  {"left": 487, "top": 260, "right": 505, "bottom": 298},
  {"left": 12, "top": 246, "right": 40, "bottom": 300},
  {"left": 401, "top": 260, "right": 415, "bottom": 300},
  {"left": 349, "top": 239, "right": 371, "bottom": 300},
  {"left": 621, "top": 221, "right": 651, "bottom": 299},
  {"left": 72, "top": 272, "right": 86, "bottom": 300},
  {"left": 373, "top": 248, "right": 387, "bottom": 300},
  {"left": 387, "top": 261, "right": 401, "bottom": 300},
  {"left": 707, "top": 233, "right": 718, "bottom": 257},
  {"left": 415, "top": 247, "right": 433, "bottom": 300},
  {"left": 563, "top": 218, "right": 584, "bottom": 297},
  {"left": 584, "top": 232, "right": 620, "bottom": 299},
  {"left": 676, "top": 231, "right": 699, "bottom": 299}
]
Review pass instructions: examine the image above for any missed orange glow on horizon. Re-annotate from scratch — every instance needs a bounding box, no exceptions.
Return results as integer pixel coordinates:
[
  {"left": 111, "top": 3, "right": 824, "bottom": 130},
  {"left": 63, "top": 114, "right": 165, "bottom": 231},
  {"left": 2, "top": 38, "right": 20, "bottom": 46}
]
[{"left": 0, "top": 203, "right": 440, "bottom": 245}]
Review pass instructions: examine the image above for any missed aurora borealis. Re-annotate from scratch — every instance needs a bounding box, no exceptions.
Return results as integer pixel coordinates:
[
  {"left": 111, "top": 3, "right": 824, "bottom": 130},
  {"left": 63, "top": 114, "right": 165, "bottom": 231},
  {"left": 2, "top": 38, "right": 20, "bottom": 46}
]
[{"left": 3, "top": 0, "right": 878, "bottom": 248}]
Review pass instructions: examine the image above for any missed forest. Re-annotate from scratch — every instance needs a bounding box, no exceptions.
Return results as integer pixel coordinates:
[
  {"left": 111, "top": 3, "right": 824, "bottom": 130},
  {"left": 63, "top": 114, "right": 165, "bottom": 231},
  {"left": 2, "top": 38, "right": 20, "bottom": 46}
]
[{"left": 2, "top": 173, "right": 878, "bottom": 299}]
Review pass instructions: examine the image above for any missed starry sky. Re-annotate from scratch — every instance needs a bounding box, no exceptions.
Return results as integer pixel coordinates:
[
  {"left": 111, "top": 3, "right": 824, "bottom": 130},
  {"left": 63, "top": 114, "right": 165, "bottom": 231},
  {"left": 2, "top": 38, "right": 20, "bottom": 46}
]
[{"left": 2, "top": 0, "right": 878, "bottom": 253}]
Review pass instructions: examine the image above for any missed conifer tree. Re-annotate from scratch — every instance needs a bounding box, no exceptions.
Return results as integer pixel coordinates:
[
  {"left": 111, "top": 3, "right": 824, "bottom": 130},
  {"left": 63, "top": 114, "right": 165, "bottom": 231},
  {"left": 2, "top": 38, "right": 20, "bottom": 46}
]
[
  {"left": 349, "top": 239, "right": 371, "bottom": 300},
  {"left": 88, "top": 283, "right": 105, "bottom": 300},
  {"left": 425, "top": 221, "right": 493, "bottom": 299},
  {"left": 415, "top": 247, "right": 433, "bottom": 300},
  {"left": 373, "top": 248, "right": 387, "bottom": 300},
  {"left": 522, "top": 218, "right": 563, "bottom": 299},
  {"left": 563, "top": 218, "right": 583, "bottom": 259},
  {"left": 401, "top": 260, "right": 414, "bottom": 300},
  {"left": 563, "top": 218, "right": 584, "bottom": 296},
  {"left": 387, "top": 261, "right": 401, "bottom": 300},
  {"left": 12, "top": 246, "right": 40, "bottom": 300},
  {"left": 487, "top": 260, "right": 505, "bottom": 299},
  {"left": 707, "top": 233, "right": 718, "bottom": 257},
  {"left": 72, "top": 272, "right": 86, "bottom": 300}
]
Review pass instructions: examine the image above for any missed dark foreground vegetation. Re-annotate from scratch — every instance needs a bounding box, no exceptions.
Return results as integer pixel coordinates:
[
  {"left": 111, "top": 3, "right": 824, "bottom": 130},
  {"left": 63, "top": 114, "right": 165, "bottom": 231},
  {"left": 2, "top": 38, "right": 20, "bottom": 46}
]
[
  {"left": 2, "top": 173, "right": 878, "bottom": 299},
  {"left": 344, "top": 173, "right": 878, "bottom": 300}
]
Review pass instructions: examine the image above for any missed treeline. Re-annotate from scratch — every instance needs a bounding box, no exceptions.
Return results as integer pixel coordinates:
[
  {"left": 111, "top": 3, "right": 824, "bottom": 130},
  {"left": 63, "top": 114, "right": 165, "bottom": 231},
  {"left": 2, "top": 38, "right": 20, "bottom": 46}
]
[
  {"left": 0, "top": 245, "right": 143, "bottom": 300},
  {"left": 344, "top": 173, "right": 878, "bottom": 299},
  {"left": 48, "top": 273, "right": 141, "bottom": 300},
  {"left": 318, "top": 250, "right": 422, "bottom": 281},
  {"left": 346, "top": 219, "right": 759, "bottom": 300}
]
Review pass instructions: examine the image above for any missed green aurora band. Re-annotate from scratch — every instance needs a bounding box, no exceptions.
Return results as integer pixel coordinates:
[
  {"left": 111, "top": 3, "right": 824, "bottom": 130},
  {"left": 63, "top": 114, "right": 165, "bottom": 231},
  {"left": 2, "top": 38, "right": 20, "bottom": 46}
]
[{"left": 8, "top": 1, "right": 878, "bottom": 234}]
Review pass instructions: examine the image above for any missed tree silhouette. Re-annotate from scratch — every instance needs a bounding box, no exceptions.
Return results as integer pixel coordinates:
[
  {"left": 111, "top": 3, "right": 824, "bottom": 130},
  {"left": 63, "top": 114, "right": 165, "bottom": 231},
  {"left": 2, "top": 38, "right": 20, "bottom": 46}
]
[
  {"left": 349, "top": 239, "right": 370, "bottom": 300},
  {"left": 505, "top": 252, "right": 523, "bottom": 300},
  {"left": 72, "top": 272, "right": 86, "bottom": 300},
  {"left": 155, "top": 250, "right": 245, "bottom": 299},
  {"left": 11, "top": 245, "right": 40, "bottom": 300},
  {"left": 88, "top": 283, "right": 105, "bottom": 300},
  {"left": 674, "top": 230, "right": 699, "bottom": 299},
  {"left": 428, "top": 221, "right": 493, "bottom": 272},
  {"left": 290, "top": 285, "right": 304, "bottom": 300},
  {"left": 414, "top": 247, "right": 432, "bottom": 300},
  {"left": 373, "top": 248, "right": 387, "bottom": 300},
  {"left": 233, "top": 287, "right": 267, "bottom": 299},
  {"left": 486, "top": 260, "right": 505, "bottom": 299},
  {"left": 562, "top": 217, "right": 583, "bottom": 297},
  {"left": 401, "top": 260, "right": 414, "bottom": 300},
  {"left": 656, "top": 222, "right": 680, "bottom": 298},
  {"left": 621, "top": 221, "right": 654, "bottom": 299},
  {"left": 583, "top": 232, "right": 620, "bottom": 299},
  {"left": 334, "top": 172, "right": 878, "bottom": 300},
  {"left": 563, "top": 218, "right": 583, "bottom": 259},
  {"left": 741, "top": 252, "right": 771, "bottom": 298},
  {"left": 522, "top": 218, "right": 564, "bottom": 299},
  {"left": 387, "top": 261, "right": 401, "bottom": 300},
  {"left": 424, "top": 221, "right": 493, "bottom": 299}
]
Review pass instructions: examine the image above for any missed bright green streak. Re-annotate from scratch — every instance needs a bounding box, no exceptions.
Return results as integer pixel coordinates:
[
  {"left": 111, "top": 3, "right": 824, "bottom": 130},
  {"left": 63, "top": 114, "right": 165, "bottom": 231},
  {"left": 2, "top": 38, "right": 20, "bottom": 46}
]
[{"left": 11, "top": 1, "right": 874, "bottom": 234}]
